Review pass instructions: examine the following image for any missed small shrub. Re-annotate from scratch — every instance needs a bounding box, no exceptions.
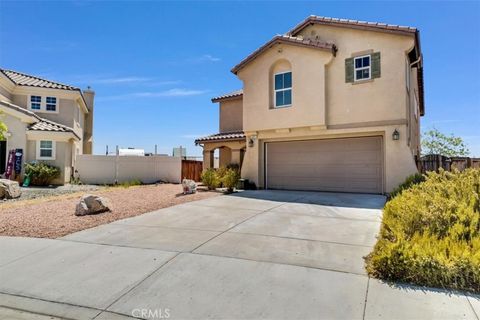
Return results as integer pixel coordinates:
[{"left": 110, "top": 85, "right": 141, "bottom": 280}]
[
  {"left": 221, "top": 168, "right": 240, "bottom": 192},
  {"left": 389, "top": 173, "right": 426, "bottom": 199},
  {"left": 366, "top": 169, "right": 480, "bottom": 292},
  {"left": 201, "top": 168, "right": 220, "bottom": 190},
  {"left": 24, "top": 162, "right": 61, "bottom": 186},
  {"left": 117, "top": 179, "right": 142, "bottom": 188}
]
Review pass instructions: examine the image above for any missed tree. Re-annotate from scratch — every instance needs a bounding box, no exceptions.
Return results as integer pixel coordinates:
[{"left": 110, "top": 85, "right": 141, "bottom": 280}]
[
  {"left": 0, "top": 112, "right": 7, "bottom": 141},
  {"left": 421, "top": 128, "right": 470, "bottom": 157}
]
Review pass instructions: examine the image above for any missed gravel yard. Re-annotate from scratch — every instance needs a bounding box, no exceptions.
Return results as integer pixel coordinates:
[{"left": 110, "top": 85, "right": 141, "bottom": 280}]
[
  {"left": 0, "top": 184, "right": 220, "bottom": 239},
  {"left": 2, "top": 184, "right": 102, "bottom": 203}
]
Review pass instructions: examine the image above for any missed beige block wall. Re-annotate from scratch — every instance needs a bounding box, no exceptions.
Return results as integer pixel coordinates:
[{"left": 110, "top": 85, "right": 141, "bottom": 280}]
[
  {"left": 241, "top": 124, "right": 417, "bottom": 193},
  {"left": 219, "top": 98, "right": 243, "bottom": 133}
]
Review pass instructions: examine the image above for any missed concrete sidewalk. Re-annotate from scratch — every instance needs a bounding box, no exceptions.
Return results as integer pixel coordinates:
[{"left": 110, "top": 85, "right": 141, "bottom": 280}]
[{"left": 0, "top": 191, "right": 478, "bottom": 319}]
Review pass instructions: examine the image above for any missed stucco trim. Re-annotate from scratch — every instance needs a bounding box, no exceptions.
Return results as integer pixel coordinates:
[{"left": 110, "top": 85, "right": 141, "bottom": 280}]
[
  {"left": 327, "top": 119, "right": 407, "bottom": 130},
  {"left": 26, "top": 130, "right": 79, "bottom": 142},
  {"left": 231, "top": 35, "right": 337, "bottom": 75}
]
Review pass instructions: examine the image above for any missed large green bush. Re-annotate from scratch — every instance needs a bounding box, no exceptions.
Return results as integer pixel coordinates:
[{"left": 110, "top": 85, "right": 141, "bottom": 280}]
[
  {"left": 25, "top": 162, "right": 61, "bottom": 186},
  {"left": 201, "top": 168, "right": 220, "bottom": 190},
  {"left": 389, "top": 172, "right": 426, "bottom": 199},
  {"left": 366, "top": 169, "right": 480, "bottom": 292},
  {"left": 221, "top": 168, "right": 240, "bottom": 192}
]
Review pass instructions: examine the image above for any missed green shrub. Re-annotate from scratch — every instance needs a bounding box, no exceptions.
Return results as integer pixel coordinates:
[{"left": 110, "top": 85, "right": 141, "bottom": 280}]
[
  {"left": 117, "top": 179, "right": 142, "bottom": 188},
  {"left": 24, "top": 162, "right": 61, "bottom": 186},
  {"left": 221, "top": 168, "right": 240, "bottom": 192},
  {"left": 201, "top": 168, "right": 220, "bottom": 190},
  {"left": 389, "top": 173, "right": 426, "bottom": 199},
  {"left": 366, "top": 169, "right": 480, "bottom": 292}
]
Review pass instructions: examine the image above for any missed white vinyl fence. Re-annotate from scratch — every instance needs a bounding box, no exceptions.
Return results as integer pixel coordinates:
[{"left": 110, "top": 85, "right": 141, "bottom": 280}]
[{"left": 76, "top": 155, "right": 181, "bottom": 185}]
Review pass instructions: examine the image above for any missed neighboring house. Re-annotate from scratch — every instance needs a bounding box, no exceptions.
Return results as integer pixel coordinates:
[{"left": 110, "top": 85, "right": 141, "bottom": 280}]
[
  {"left": 196, "top": 16, "right": 424, "bottom": 194},
  {"left": 0, "top": 69, "right": 94, "bottom": 184}
]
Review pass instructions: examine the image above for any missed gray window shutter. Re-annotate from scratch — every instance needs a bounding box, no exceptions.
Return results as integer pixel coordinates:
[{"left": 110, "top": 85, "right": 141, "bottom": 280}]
[
  {"left": 345, "top": 58, "right": 354, "bottom": 83},
  {"left": 371, "top": 52, "right": 381, "bottom": 78}
]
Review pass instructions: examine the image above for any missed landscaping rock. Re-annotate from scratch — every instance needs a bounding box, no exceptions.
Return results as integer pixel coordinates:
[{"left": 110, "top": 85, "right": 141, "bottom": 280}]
[
  {"left": 182, "top": 179, "right": 197, "bottom": 194},
  {"left": 75, "top": 194, "right": 110, "bottom": 216},
  {"left": 0, "top": 179, "right": 21, "bottom": 199}
]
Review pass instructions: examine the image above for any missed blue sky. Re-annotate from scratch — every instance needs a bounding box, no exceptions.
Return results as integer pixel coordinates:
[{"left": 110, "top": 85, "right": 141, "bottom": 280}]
[{"left": 1, "top": 1, "right": 479, "bottom": 156}]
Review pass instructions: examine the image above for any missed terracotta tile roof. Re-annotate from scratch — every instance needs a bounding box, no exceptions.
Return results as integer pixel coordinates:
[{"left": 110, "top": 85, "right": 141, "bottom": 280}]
[
  {"left": 211, "top": 89, "right": 243, "bottom": 102},
  {"left": 231, "top": 35, "right": 337, "bottom": 74},
  {"left": 195, "top": 131, "right": 245, "bottom": 144},
  {"left": 0, "top": 69, "right": 79, "bottom": 91},
  {"left": 0, "top": 99, "right": 39, "bottom": 120},
  {"left": 288, "top": 15, "right": 418, "bottom": 36},
  {"left": 0, "top": 99, "right": 80, "bottom": 139}
]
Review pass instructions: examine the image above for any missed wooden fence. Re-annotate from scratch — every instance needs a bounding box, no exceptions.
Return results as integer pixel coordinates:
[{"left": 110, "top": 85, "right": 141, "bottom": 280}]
[
  {"left": 181, "top": 160, "right": 203, "bottom": 181},
  {"left": 416, "top": 154, "right": 480, "bottom": 173}
]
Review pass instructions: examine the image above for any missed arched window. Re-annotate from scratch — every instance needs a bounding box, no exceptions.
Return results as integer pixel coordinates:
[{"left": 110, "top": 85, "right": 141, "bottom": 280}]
[{"left": 270, "top": 59, "right": 292, "bottom": 108}]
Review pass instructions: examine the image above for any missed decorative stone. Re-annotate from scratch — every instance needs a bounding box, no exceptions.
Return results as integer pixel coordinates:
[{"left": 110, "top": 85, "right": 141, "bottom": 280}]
[
  {"left": 0, "top": 179, "right": 21, "bottom": 199},
  {"left": 75, "top": 194, "right": 110, "bottom": 216},
  {"left": 182, "top": 179, "right": 197, "bottom": 194}
]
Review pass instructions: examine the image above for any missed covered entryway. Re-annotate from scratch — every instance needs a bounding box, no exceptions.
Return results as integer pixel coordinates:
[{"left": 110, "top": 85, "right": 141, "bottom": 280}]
[{"left": 265, "top": 136, "right": 383, "bottom": 193}]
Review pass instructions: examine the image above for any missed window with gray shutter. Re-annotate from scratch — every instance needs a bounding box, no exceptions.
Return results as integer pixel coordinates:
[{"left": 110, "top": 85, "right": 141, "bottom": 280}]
[
  {"left": 345, "top": 57, "right": 354, "bottom": 83},
  {"left": 346, "top": 52, "right": 381, "bottom": 83},
  {"left": 371, "top": 52, "right": 381, "bottom": 78}
]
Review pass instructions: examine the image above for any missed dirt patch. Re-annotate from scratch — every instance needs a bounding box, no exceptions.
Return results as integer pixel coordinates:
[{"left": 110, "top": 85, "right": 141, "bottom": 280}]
[{"left": 0, "top": 184, "right": 220, "bottom": 239}]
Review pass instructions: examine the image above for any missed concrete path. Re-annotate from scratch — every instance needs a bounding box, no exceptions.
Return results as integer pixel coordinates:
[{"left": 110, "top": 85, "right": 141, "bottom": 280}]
[{"left": 0, "top": 190, "right": 478, "bottom": 320}]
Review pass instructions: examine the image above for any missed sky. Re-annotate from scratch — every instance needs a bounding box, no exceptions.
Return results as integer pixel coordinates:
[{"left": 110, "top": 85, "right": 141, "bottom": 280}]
[{"left": 0, "top": 1, "right": 479, "bottom": 157}]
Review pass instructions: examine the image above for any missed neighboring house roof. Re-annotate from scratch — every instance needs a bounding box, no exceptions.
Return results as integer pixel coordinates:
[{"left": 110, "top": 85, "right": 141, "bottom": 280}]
[
  {"left": 231, "top": 35, "right": 337, "bottom": 74},
  {"left": 0, "top": 99, "right": 80, "bottom": 140},
  {"left": 28, "top": 118, "right": 80, "bottom": 140},
  {"left": 195, "top": 131, "right": 246, "bottom": 144},
  {"left": 211, "top": 89, "right": 244, "bottom": 103},
  {"left": 0, "top": 69, "right": 79, "bottom": 91},
  {"left": 0, "top": 68, "right": 90, "bottom": 114}
]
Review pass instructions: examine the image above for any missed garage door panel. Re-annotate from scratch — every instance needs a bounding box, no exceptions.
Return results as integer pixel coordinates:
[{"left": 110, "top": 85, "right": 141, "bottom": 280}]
[{"left": 266, "top": 137, "right": 383, "bottom": 194}]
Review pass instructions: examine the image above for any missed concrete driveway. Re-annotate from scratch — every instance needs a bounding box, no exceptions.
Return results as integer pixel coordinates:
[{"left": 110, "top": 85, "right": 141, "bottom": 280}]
[{"left": 0, "top": 190, "right": 478, "bottom": 320}]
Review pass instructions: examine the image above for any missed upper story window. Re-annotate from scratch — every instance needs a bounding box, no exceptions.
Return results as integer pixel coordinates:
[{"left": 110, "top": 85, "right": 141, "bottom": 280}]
[
  {"left": 345, "top": 52, "right": 380, "bottom": 84},
  {"left": 29, "top": 95, "right": 58, "bottom": 113},
  {"left": 46, "top": 97, "right": 57, "bottom": 111},
  {"left": 354, "top": 55, "right": 371, "bottom": 81},
  {"left": 30, "top": 96, "right": 41, "bottom": 110},
  {"left": 274, "top": 71, "right": 292, "bottom": 108}
]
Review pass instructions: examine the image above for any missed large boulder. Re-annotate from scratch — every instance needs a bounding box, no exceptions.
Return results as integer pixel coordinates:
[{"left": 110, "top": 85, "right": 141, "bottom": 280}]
[
  {"left": 75, "top": 194, "right": 110, "bottom": 216},
  {"left": 0, "top": 179, "right": 21, "bottom": 199}
]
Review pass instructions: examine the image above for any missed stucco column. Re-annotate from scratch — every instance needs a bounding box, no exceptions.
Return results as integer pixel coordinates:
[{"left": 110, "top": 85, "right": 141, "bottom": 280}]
[
  {"left": 231, "top": 149, "right": 242, "bottom": 166},
  {"left": 203, "top": 149, "right": 214, "bottom": 170}
]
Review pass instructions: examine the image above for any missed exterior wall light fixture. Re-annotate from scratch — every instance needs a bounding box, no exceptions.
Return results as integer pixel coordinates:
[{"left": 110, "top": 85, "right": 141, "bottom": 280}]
[
  {"left": 392, "top": 129, "right": 400, "bottom": 141},
  {"left": 248, "top": 135, "right": 257, "bottom": 147}
]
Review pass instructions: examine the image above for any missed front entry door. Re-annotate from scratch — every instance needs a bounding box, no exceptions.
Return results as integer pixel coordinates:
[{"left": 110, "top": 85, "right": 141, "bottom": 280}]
[{"left": 0, "top": 141, "right": 6, "bottom": 175}]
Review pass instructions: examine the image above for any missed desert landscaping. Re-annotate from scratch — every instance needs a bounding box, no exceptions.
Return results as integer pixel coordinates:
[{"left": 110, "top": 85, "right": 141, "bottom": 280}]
[{"left": 0, "top": 183, "right": 219, "bottom": 238}]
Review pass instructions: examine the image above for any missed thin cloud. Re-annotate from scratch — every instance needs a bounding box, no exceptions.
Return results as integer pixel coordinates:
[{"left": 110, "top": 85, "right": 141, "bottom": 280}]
[
  {"left": 199, "top": 54, "right": 221, "bottom": 62},
  {"left": 97, "top": 88, "right": 209, "bottom": 101},
  {"left": 94, "top": 77, "right": 151, "bottom": 84}
]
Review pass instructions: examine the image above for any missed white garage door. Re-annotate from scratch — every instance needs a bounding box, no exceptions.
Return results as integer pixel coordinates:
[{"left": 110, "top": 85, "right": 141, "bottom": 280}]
[{"left": 265, "top": 136, "right": 383, "bottom": 193}]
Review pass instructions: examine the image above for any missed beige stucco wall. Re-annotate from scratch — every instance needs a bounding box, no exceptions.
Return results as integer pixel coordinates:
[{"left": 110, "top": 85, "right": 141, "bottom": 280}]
[
  {"left": 242, "top": 124, "right": 417, "bottom": 193},
  {"left": 238, "top": 45, "right": 332, "bottom": 132},
  {"left": 219, "top": 98, "right": 243, "bottom": 133},
  {"left": 3, "top": 114, "right": 28, "bottom": 154},
  {"left": 26, "top": 140, "right": 73, "bottom": 184},
  {"left": 236, "top": 25, "right": 419, "bottom": 193},
  {"left": 0, "top": 84, "right": 12, "bottom": 101}
]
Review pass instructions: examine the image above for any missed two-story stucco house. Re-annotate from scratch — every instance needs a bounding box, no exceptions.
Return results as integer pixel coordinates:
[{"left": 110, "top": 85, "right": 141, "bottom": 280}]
[
  {"left": 196, "top": 16, "right": 424, "bottom": 194},
  {"left": 0, "top": 69, "right": 94, "bottom": 184}
]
